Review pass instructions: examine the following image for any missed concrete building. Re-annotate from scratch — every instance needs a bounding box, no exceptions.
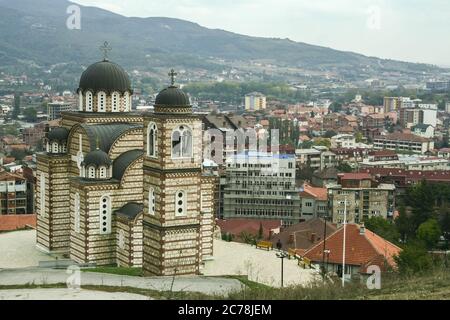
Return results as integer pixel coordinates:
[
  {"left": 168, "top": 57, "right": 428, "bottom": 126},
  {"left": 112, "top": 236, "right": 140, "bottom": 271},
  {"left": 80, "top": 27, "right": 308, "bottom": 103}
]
[
  {"left": 373, "top": 133, "right": 434, "bottom": 154},
  {"left": 245, "top": 92, "right": 266, "bottom": 111},
  {"left": 299, "top": 183, "right": 328, "bottom": 221},
  {"left": 295, "top": 147, "right": 337, "bottom": 171},
  {"left": 47, "top": 102, "right": 73, "bottom": 121},
  {"left": 399, "top": 104, "right": 437, "bottom": 129},
  {"left": 328, "top": 173, "right": 396, "bottom": 224},
  {"left": 0, "top": 171, "right": 28, "bottom": 215},
  {"left": 411, "top": 124, "right": 435, "bottom": 138},
  {"left": 223, "top": 152, "right": 300, "bottom": 226},
  {"left": 359, "top": 155, "right": 450, "bottom": 171}
]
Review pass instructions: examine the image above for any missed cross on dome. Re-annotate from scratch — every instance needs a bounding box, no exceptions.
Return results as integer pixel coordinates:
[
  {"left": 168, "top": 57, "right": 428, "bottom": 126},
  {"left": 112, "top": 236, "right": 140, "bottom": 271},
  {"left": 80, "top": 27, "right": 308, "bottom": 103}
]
[
  {"left": 168, "top": 69, "right": 178, "bottom": 86},
  {"left": 99, "top": 41, "right": 112, "bottom": 61}
]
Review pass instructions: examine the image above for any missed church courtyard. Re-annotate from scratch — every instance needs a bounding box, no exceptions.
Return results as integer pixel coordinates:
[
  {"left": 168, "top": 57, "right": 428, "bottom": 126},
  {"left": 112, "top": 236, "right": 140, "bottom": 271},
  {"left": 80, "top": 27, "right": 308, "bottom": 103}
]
[{"left": 0, "top": 230, "right": 319, "bottom": 289}]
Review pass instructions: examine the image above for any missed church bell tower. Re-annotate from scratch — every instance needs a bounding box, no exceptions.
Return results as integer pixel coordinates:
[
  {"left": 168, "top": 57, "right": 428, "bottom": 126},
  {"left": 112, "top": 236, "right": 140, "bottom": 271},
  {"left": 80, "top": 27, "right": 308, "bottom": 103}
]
[{"left": 142, "top": 70, "right": 205, "bottom": 276}]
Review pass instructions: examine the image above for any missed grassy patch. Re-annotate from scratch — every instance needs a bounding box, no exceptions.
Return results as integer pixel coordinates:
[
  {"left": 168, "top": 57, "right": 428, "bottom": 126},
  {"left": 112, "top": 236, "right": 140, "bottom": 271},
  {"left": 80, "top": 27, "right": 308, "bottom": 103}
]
[{"left": 82, "top": 267, "right": 143, "bottom": 277}]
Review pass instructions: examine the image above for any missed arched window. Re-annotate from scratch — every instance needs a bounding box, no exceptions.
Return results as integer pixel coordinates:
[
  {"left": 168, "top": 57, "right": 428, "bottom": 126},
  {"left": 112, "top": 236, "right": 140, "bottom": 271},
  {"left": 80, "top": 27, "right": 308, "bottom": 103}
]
[
  {"left": 99, "top": 166, "right": 107, "bottom": 179},
  {"left": 98, "top": 92, "right": 106, "bottom": 112},
  {"left": 112, "top": 92, "right": 120, "bottom": 112},
  {"left": 78, "top": 92, "right": 83, "bottom": 111},
  {"left": 74, "top": 193, "right": 80, "bottom": 233},
  {"left": 175, "top": 190, "right": 187, "bottom": 216},
  {"left": 124, "top": 92, "right": 130, "bottom": 111},
  {"left": 172, "top": 126, "right": 192, "bottom": 158},
  {"left": 86, "top": 91, "right": 93, "bottom": 111},
  {"left": 99, "top": 195, "right": 111, "bottom": 235},
  {"left": 52, "top": 142, "right": 59, "bottom": 153},
  {"left": 149, "top": 187, "right": 156, "bottom": 215},
  {"left": 88, "top": 166, "right": 96, "bottom": 179},
  {"left": 147, "top": 123, "right": 157, "bottom": 157}
]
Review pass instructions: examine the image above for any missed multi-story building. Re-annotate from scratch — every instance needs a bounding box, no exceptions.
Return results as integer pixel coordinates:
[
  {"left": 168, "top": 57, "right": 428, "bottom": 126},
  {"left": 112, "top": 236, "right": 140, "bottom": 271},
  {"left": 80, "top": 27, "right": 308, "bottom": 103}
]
[
  {"left": 244, "top": 92, "right": 266, "bottom": 111},
  {"left": 328, "top": 173, "right": 396, "bottom": 224},
  {"left": 359, "top": 155, "right": 450, "bottom": 171},
  {"left": 295, "top": 147, "right": 337, "bottom": 171},
  {"left": 373, "top": 133, "right": 434, "bottom": 154},
  {"left": 299, "top": 183, "right": 328, "bottom": 221},
  {"left": 223, "top": 152, "right": 301, "bottom": 226},
  {"left": 383, "top": 97, "right": 405, "bottom": 113},
  {"left": 399, "top": 103, "right": 437, "bottom": 129},
  {"left": 0, "top": 171, "right": 28, "bottom": 215},
  {"left": 411, "top": 124, "right": 435, "bottom": 138},
  {"left": 47, "top": 102, "right": 74, "bottom": 121}
]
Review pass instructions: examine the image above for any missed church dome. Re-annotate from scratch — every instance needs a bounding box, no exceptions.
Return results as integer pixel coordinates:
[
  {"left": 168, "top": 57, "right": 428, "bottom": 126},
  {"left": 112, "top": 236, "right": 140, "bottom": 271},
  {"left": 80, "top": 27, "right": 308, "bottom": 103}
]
[
  {"left": 47, "top": 127, "right": 69, "bottom": 142},
  {"left": 82, "top": 149, "right": 112, "bottom": 168},
  {"left": 78, "top": 60, "right": 132, "bottom": 94},
  {"left": 155, "top": 85, "right": 191, "bottom": 107}
]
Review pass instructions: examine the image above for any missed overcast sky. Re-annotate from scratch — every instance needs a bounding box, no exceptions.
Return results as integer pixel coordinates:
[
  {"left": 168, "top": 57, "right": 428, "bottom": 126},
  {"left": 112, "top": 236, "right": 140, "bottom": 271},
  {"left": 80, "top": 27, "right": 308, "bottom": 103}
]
[{"left": 72, "top": 0, "right": 450, "bottom": 66}]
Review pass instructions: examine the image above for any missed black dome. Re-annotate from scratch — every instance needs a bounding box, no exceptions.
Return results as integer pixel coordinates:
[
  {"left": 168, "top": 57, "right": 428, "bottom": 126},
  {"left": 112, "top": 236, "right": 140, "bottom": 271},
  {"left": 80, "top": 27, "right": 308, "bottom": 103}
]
[
  {"left": 78, "top": 60, "right": 132, "bottom": 94},
  {"left": 47, "top": 127, "right": 69, "bottom": 142},
  {"left": 155, "top": 85, "right": 190, "bottom": 107},
  {"left": 82, "top": 149, "right": 112, "bottom": 167}
]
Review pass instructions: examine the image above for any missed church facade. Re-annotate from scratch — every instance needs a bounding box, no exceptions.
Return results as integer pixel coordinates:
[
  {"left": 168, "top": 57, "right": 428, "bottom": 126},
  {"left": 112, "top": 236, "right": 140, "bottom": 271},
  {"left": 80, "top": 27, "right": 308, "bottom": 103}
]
[{"left": 36, "top": 57, "right": 216, "bottom": 276}]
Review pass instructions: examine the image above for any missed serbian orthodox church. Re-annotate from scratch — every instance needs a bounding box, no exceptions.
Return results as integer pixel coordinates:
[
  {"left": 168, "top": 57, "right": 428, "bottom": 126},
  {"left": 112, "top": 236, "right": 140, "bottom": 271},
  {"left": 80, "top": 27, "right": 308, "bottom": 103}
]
[{"left": 36, "top": 48, "right": 216, "bottom": 276}]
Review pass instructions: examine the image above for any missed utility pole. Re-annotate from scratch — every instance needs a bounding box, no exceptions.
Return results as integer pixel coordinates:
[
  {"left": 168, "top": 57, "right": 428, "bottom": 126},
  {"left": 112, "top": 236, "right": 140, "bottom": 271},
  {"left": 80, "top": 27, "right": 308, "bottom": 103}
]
[
  {"left": 321, "top": 214, "right": 328, "bottom": 280},
  {"left": 342, "top": 196, "right": 347, "bottom": 288}
]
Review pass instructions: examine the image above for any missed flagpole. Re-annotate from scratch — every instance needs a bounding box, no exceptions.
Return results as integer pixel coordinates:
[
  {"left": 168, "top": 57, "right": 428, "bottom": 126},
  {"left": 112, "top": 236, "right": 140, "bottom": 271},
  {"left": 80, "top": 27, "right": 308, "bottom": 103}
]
[{"left": 342, "top": 196, "right": 347, "bottom": 288}]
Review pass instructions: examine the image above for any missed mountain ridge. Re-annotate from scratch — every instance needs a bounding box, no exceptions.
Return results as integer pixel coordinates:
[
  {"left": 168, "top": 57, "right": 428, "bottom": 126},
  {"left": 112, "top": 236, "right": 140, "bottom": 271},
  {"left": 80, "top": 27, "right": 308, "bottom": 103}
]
[{"left": 0, "top": 0, "right": 445, "bottom": 81}]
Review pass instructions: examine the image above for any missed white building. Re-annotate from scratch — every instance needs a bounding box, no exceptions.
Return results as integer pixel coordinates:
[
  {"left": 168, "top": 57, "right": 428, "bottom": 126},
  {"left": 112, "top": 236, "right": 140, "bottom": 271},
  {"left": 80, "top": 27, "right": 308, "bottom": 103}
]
[{"left": 359, "top": 155, "right": 450, "bottom": 171}]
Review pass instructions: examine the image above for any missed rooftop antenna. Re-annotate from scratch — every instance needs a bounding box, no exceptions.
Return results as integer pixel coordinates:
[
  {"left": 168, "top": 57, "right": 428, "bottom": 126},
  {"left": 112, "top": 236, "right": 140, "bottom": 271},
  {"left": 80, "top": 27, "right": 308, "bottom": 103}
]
[
  {"left": 168, "top": 69, "right": 177, "bottom": 86},
  {"left": 100, "top": 41, "right": 112, "bottom": 61}
]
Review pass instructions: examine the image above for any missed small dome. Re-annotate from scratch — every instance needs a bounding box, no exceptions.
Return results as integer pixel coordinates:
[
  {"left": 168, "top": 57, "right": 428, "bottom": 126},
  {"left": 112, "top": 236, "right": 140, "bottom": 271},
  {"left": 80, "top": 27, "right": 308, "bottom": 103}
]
[
  {"left": 78, "top": 60, "right": 132, "bottom": 94},
  {"left": 82, "top": 149, "right": 112, "bottom": 167},
  {"left": 47, "top": 127, "right": 69, "bottom": 142},
  {"left": 155, "top": 85, "right": 190, "bottom": 107}
]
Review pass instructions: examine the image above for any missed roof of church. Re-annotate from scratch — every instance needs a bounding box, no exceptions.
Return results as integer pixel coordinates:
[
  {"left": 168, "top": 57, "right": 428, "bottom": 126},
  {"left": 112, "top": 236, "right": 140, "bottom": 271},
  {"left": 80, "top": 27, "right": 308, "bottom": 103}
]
[
  {"left": 47, "top": 127, "right": 69, "bottom": 142},
  {"left": 115, "top": 202, "right": 144, "bottom": 220},
  {"left": 155, "top": 85, "right": 191, "bottom": 107},
  {"left": 112, "top": 149, "right": 144, "bottom": 180},
  {"left": 82, "top": 123, "right": 142, "bottom": 153},
  {"left": 78, "top": 60, "right": 132, "bottom": 94},
  {"left": 82, "top": 149, "right": 112, "bottom": 167}
]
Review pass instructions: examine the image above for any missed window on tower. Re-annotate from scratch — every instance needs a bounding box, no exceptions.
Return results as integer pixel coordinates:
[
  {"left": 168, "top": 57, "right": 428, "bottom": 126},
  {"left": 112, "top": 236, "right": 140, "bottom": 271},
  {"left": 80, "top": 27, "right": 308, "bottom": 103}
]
[
  {"left": 147, "top": 123, "right": 157, "bottom": 157},
  {"left": 175, "top": 190, "right": 187, "bottom": 216},
  {"left": 149, "top": 187, "right": 156, "bottom": 215},
  {"left": 172, "top": 126, "right": 193, "bottom": 158},
  {"left": 99, "top": 195, "right": 111, "bottom": 235}
]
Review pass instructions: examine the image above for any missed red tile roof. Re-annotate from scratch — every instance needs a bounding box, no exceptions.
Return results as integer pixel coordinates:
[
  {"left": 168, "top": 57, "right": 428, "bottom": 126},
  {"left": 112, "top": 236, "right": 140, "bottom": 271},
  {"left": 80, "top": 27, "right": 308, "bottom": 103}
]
[
  {"left": 376, "top": 132, "right": 431, "bottom": 143},
  {"left": 216, "top": 219, "right": 282, "bottom": 239},
  {"left": 303, "top": 224, "right": 401, "bottom": 273},
  {"left": 301, "top": 184, "right": 328, "bottom": 201},
  {"left": 338, "top": 173, "right": 372, "bottom": 180}
]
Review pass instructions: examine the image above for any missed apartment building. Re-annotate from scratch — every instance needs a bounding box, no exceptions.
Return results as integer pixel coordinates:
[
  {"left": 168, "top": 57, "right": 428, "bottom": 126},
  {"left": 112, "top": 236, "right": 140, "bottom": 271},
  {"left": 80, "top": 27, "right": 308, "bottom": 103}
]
[
  {"left": 295, "top": 147, "right": 337, "bottom": 171},
  {"left": 359, "top": 155, "right": 450, "bottom": 171},
  {"left": 373, "top": 133, "right": 434, "bottom": 154},
  {"left": 0, "top": 171, "right": 28, "bottom": 215},
  {"left": 223, "top": 152, "right": 301, "bottom": 226},
  {"left": 328, "top": 173, "right": 396, "bottom": 225},
  {"left": 299, "top": 183, "right": 328, "bottom": 221}
]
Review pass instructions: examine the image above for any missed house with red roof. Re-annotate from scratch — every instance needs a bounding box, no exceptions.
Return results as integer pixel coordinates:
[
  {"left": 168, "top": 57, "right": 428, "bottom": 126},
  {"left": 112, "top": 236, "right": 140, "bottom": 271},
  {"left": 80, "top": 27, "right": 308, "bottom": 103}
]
[
  {"left": 303, "top": 224, "right": 401, "bottom": 280},
  {"left": 299, "top": 183, "right": 328, "bottom": 221}
]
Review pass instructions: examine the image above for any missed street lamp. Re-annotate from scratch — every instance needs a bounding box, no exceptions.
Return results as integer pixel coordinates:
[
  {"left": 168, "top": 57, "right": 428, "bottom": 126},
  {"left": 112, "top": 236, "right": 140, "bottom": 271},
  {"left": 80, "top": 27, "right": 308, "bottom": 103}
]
[{"left": 276, "top": 252, "right": 289, "bottom": 288}]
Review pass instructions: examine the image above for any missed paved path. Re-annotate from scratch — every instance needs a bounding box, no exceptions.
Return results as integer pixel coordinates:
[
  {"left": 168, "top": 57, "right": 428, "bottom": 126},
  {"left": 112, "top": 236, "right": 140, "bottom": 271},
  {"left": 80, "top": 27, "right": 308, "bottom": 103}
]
[
  {"left": 0, "top": 230, "right": 59, "bottom": 269},
  {"left": 0, "top": 268, "right": 242, "bottom": 296},
  {"left": 0, "top": 289, "right": 151, "bottom": 300},
  {"left": 202, "top": 240, "right": 320, "bottom": 287}
]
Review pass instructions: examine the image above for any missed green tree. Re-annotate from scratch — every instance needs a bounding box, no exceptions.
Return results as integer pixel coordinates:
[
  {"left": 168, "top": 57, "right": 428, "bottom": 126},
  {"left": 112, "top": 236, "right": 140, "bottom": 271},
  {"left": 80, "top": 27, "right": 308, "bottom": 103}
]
[
  {"left": 23, "top": 107, "right": 37, "bottom": 122},
  {"left": 395, "top": 205, "right": 415, "bottom": 243},
  {"left": 439, "top": 206, "right": 450, "bottom": 249},
  {"left": 394, "top": 242, "right": 433, "bottom": 275},
  {"left": 417, "top": 219, "right": 441, "bottom": 249},
  {"left": 324, "top": 130, "right": 337, "bottom": 138},
  {"left": 12, "top": 92, "right": 21, "bottom": 120},
  {"left": 365, "top": 216, "right": 400, "bottom": 244},
  {"left": 336, "top": 162, "right": 353, "bottom": 173},
  {"left": 355, "top": 132, "right": 364, "bottom": 143},
  {"left": 258, "top": 223, "right": 264, "bottom": 240}
]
